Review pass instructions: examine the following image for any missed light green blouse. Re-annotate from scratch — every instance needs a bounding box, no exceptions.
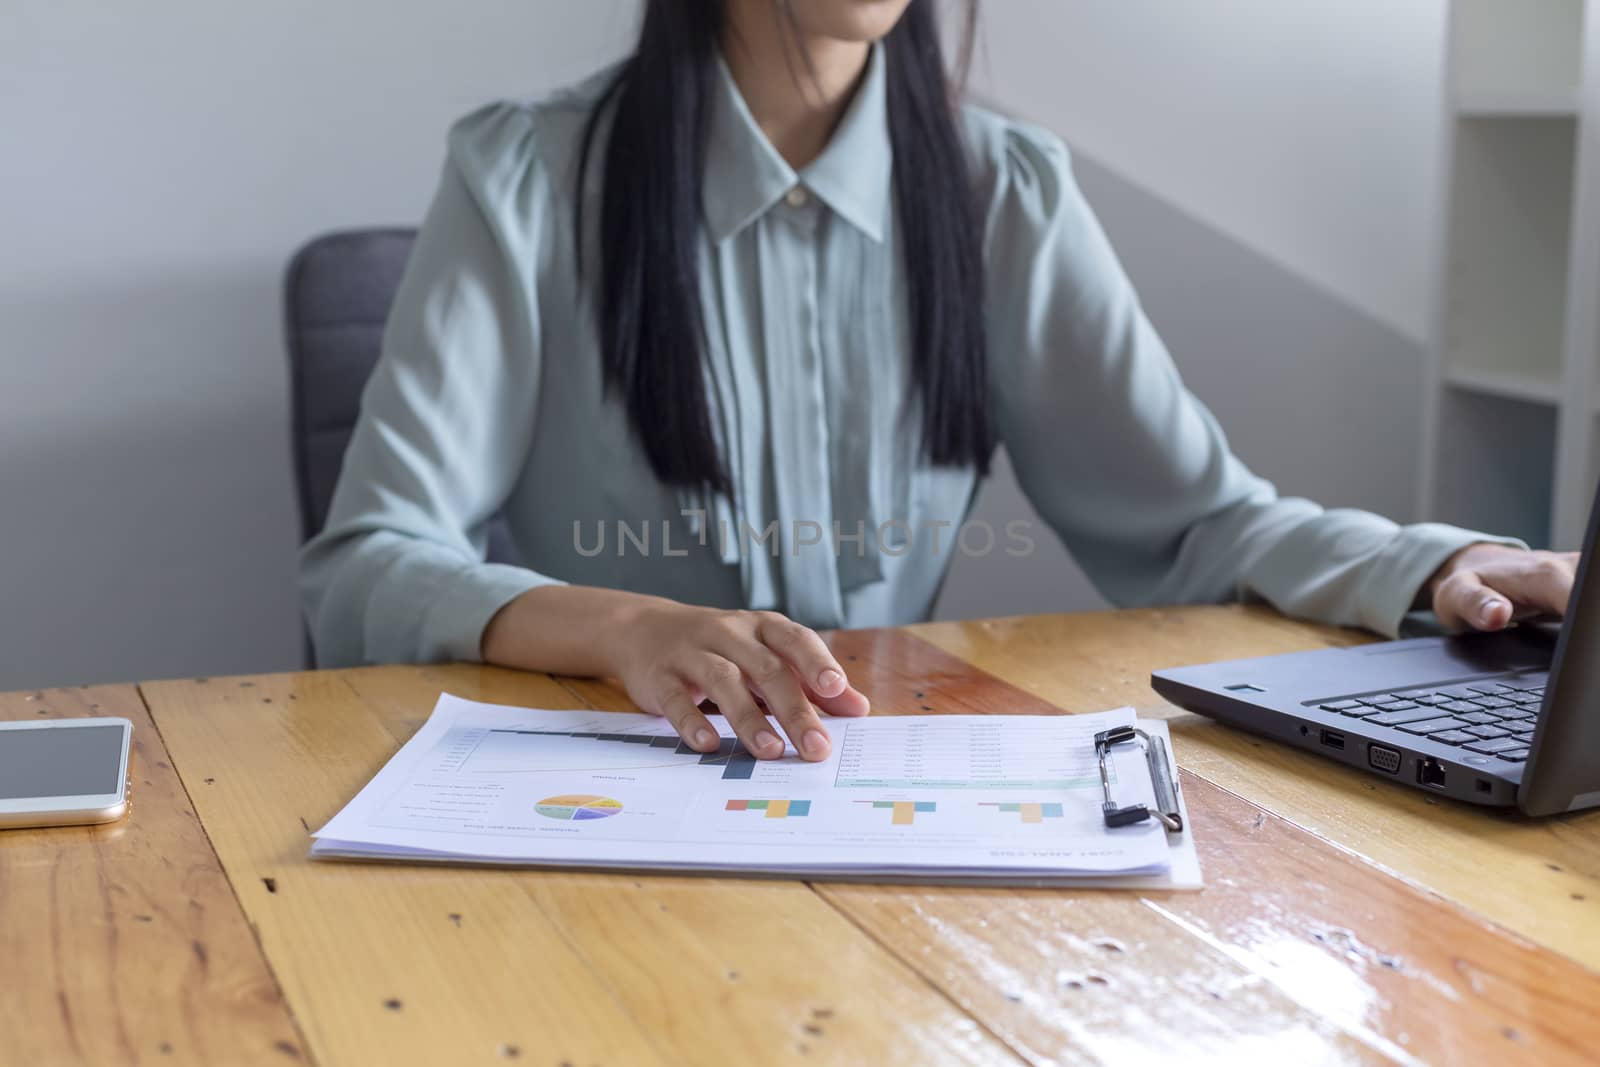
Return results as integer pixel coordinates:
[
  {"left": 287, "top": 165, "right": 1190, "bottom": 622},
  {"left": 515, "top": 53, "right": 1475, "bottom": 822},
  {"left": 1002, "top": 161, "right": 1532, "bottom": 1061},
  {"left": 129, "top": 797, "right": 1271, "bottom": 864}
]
[{"left": 300, "top": 45, "right": 1502, "bottom": 667}]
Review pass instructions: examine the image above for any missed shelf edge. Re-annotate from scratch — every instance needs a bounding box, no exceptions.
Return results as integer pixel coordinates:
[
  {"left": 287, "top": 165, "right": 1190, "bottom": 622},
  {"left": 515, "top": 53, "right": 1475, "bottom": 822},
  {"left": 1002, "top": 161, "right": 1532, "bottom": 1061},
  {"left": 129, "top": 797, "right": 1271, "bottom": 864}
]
[{"left": 1443, "top": 367, "right": 1563, "bottom": 405}]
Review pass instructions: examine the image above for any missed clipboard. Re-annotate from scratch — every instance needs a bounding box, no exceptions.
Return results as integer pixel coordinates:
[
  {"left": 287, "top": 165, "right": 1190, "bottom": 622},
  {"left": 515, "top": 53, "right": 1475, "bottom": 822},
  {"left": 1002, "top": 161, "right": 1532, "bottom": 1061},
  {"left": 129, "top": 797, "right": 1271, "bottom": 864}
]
[
  {"left": 1095, "top": 724, "right": 1183, "bottom": 834},
  {"left": 1079, "top": 718, "right": 1202, "bottom": 890}
]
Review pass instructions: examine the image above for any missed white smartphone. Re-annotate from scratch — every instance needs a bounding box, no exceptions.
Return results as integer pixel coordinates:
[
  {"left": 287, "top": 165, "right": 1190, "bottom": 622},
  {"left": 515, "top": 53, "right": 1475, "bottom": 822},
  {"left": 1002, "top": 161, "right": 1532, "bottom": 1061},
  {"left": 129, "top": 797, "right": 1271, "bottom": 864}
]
[{"left": 0, "top": 717, "right": 133, "bottom": 829}]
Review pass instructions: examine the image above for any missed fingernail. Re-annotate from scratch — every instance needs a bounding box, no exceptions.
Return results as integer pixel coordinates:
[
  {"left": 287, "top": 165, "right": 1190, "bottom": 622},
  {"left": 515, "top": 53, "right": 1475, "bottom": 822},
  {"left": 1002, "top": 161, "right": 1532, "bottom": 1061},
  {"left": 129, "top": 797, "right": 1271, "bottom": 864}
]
[
  {"left": 817, "top": 668, "right": 844, "bottom": 695},
  {"left": 694, "top": 728, "right": 717, "bottom": 750},
  {"left": 754, "top": 729, "right": 781, "bottom": 755},
  {"left": 804, "top": 729, "right": 830, "bottom": 760}
]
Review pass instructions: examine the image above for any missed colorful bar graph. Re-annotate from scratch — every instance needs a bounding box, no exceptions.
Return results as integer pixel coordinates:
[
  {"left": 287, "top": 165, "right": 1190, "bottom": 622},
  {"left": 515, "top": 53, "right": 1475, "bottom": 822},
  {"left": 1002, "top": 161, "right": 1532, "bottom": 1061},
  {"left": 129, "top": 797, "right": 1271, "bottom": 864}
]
[
  {"left": 725, "top": 799, "right": 811, "bottom": 819},
  {"left": 855, "top": 800, "right": 936, "bottom": 825},
  {"left": 980, "top": 801, "right": 1064, "bottom": 823}
]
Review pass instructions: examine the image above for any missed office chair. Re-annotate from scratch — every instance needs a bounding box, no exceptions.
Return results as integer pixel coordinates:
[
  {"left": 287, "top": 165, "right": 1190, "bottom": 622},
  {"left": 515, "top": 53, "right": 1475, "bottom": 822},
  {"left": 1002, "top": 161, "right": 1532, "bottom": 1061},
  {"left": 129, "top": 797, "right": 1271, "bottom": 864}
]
[{"left": 283, "top": 228, "right": 521, "bottom": 664}]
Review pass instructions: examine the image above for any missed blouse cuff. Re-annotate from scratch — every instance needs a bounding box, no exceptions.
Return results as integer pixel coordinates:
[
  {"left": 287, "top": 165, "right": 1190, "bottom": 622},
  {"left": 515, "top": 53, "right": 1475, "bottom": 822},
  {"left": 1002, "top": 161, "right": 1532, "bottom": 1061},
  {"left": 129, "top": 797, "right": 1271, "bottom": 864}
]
[
  {"left": 420, "top": 563, "right": 567, "bottom": 663},
  {"left": 1357, "top": 523, "right": 1528, "bottom": 639}
]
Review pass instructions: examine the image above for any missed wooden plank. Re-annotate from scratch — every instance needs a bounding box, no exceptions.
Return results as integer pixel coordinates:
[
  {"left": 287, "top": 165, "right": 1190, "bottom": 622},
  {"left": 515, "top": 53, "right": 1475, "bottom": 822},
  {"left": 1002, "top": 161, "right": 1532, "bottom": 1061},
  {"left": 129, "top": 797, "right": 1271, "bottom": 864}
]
[
  {"left": 909, "top": 607, "right": 1600, "bottom": 971},
  {"left": 342, "top": 663, "right": 1023, "bottom": 1067},
  {"left": 0, "top": 684, "right": 303, "bottom": 1066},
  {"left": 144, "top": 668, "right": 1021, "bottom": 1067},
  {"left": 815, "top": 884, "right": 1375, "bottom": 1065},
  {"left": 142, "top": 671, "right": 667, "bottom": 1067},
  {"left": 808, "top": 627, "right": 1600, "bottom": 1066}
]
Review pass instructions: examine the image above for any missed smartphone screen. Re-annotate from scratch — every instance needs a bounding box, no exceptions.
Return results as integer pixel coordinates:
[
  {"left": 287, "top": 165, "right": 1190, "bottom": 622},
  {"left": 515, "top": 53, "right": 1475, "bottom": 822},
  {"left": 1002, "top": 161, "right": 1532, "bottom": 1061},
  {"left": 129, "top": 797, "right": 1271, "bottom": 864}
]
[{"left": 0, "top": 725, "right": 126, "bottom": 799}]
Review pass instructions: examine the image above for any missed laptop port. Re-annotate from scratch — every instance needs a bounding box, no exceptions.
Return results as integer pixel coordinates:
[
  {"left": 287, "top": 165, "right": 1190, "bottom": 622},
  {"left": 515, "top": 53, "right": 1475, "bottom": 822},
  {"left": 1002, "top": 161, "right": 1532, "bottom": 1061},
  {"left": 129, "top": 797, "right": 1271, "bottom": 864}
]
[
  {"left": 1418, "top": 757, "right": 1447, "bottom": 789},
  {"left": 1368, "top": 745, "right": 1401, "bottom": 774},
  {"left": 1319, "top": 729, "right": 1346, "bottom": 751}
]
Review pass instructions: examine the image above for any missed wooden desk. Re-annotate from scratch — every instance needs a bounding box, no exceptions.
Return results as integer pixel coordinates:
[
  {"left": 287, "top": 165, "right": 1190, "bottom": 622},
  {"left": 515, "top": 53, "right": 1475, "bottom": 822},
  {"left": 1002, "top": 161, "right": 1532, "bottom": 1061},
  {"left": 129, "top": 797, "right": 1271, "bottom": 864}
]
[{"left": 6, "top": 606, "right": 1600, "bottom": 1065}]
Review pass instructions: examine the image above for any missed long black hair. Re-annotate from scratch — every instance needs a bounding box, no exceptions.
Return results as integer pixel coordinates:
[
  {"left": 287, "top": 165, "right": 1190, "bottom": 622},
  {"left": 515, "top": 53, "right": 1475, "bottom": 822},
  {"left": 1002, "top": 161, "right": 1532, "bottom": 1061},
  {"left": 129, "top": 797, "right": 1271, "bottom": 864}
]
[{"left": 577, "top": 0, "right": 990, "bottom": 496}]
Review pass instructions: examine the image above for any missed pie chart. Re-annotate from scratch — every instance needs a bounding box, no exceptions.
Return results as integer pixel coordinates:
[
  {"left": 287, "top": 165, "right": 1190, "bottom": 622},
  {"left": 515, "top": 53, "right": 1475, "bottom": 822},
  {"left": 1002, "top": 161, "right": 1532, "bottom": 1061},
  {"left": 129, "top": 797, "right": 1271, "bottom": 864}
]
[{"left": 535, "top": 794, "right": 624, "bottom": 822}]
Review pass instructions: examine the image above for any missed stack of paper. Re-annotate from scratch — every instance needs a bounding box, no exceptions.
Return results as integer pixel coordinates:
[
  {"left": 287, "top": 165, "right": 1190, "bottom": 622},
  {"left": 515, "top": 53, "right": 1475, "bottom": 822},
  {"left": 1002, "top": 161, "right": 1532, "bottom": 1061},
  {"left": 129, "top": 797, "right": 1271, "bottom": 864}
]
[{"left": 312, "top": 695, "right": 1201, "bottom": 887}]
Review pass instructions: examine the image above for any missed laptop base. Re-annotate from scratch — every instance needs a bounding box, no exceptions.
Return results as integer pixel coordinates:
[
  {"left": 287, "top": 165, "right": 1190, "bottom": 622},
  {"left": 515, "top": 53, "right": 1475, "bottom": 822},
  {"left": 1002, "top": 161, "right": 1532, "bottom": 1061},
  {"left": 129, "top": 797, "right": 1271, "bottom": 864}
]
[{"left": 1151, "top": 628, "right": 1557, "bottom": 808}]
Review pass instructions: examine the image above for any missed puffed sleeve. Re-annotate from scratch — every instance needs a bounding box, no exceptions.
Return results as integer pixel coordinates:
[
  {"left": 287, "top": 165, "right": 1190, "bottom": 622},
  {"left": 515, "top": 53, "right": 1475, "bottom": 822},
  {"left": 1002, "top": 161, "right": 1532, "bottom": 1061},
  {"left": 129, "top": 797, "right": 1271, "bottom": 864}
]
[
  {"left": 979, "top": 117, "right": 1522, "bottom": 636},
  {"left": 297, "top": 104, "right": 564, "bottom": 665}
]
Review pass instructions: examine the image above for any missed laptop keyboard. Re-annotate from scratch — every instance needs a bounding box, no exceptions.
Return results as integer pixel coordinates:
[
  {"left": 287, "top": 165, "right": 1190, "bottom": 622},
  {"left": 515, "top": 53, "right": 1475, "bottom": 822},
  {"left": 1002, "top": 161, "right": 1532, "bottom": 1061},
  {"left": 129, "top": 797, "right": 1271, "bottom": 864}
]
[{"left": 1316, "top": 676, "right": 1545, "bottom": 763}]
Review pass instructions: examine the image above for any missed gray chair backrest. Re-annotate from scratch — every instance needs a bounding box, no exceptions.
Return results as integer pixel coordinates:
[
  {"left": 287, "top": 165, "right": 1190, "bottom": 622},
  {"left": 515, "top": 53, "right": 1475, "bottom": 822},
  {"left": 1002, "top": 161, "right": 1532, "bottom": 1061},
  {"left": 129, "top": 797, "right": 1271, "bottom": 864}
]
[{"left": 283, "top": 229, "right": 521, "bottom": 647}]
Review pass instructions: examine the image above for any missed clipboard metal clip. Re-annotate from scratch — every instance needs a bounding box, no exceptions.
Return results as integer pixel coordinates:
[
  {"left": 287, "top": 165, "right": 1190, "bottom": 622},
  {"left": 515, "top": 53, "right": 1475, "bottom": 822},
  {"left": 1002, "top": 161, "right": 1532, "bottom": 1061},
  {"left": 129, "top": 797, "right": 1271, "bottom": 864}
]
[{"left": 1094, "top": 725, "right": 1183, "bottom": 834}]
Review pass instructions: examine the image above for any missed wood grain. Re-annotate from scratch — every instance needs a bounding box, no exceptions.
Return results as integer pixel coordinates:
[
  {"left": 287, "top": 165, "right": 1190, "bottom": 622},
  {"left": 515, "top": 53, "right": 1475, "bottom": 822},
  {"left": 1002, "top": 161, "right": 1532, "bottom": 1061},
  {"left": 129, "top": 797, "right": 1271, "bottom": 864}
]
[
  {"left": 140, "top": 670, "right": 668, "bottom": 1067},
  {"left": 345, "top": 664, "right": 1022, "bottom": 1067},
  {"left": 909, "top": 607, "right": 1600, "bottom": 970},
  {"left": 118, "top": 605, "right": 1600, "bottom": 1065},
  {"left": 143, "top": 667, "right": 1022, "bottom": 1067},
  {"left": 811, "top": 625, "right": 1600, "bottom": 1066},
  {"left": 0, "top": 685, "right": 302, "bottom": 1066}
]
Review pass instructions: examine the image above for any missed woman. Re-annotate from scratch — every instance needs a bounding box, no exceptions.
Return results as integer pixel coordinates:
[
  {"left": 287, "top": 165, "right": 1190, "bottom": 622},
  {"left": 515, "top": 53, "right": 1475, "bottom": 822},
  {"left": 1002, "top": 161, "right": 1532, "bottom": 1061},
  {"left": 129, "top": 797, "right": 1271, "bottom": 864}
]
[{"left": 301, "top": 0, "right": 1573, "bottom": 764}]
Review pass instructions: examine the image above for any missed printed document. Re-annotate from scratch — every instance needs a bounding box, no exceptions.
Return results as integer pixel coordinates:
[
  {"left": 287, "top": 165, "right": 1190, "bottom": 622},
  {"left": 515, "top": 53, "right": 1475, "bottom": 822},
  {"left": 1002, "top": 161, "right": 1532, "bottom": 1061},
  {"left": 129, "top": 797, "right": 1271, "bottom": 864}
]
[{"left": 312, "top": 694, "right": 1200, "bottom": 885}]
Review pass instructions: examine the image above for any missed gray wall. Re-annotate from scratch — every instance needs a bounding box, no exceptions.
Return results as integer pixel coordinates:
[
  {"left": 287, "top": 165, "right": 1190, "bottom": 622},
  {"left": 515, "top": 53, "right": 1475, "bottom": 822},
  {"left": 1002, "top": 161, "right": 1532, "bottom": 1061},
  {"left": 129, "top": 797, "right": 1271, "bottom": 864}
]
[
  {"left": 2, "top": 3, "right": 1434, "bottom": 689},
  {"left": 967, "top": 0, "right": 1447, "bottom": 343},
  {"left": 2, "top": 1, "right": 638, "bottom": 690},
  {"left": 936, "top": 156, "right": 1425, "bottom": 620}
]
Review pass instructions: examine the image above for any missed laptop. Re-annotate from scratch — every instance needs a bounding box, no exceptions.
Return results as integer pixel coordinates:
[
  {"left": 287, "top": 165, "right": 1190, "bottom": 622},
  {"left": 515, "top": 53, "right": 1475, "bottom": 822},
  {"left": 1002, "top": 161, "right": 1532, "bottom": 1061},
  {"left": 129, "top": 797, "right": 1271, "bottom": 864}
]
[{"left": 1151, "top": 485, "right": 1600, "bottom": 816}]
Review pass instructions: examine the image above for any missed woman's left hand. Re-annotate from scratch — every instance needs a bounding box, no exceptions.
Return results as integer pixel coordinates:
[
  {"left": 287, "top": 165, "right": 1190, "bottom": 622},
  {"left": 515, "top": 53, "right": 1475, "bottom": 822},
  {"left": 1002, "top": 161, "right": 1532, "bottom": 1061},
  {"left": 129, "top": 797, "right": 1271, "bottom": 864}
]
[{"left": 1427, "top": 543, "right": 1579, "bottom": 632}]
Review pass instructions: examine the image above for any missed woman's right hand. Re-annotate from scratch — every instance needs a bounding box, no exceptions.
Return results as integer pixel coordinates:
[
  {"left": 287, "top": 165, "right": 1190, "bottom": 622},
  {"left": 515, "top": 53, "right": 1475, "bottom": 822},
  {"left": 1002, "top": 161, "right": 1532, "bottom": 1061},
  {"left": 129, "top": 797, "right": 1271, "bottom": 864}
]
[{"left": 610, "top": 604, "right": 870, "bottom": 762}]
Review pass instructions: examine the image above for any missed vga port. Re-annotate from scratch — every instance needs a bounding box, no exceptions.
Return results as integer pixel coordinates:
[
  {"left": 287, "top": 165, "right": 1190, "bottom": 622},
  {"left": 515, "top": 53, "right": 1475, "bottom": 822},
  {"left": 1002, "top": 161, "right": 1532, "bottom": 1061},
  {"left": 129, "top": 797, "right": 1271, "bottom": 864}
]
[{"left": 1368, "top": 745, "right": 1401, "bottom": 774}]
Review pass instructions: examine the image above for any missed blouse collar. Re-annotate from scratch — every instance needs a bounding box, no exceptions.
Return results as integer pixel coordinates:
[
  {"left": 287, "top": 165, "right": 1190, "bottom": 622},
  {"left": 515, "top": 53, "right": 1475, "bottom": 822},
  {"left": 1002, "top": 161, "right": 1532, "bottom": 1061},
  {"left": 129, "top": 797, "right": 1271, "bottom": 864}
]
[{"left": 703, "top": 42, "right": 892, "bottom": 244}]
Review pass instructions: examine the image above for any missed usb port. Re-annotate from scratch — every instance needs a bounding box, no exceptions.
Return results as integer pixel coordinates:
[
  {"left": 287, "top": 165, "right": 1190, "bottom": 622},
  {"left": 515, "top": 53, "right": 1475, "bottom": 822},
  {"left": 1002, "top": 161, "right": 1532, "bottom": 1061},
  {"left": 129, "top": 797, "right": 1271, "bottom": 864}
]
[{"left": 1320, "top": 729, "right": 1346, "bottom": 751}]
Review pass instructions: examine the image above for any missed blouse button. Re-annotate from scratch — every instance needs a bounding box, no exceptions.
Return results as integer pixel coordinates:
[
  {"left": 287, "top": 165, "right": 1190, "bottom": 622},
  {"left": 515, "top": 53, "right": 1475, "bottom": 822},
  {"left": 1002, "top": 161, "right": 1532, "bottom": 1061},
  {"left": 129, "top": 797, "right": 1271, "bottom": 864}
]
[{"left": 784, "top": 185, "right": 810, "bottom": 209}]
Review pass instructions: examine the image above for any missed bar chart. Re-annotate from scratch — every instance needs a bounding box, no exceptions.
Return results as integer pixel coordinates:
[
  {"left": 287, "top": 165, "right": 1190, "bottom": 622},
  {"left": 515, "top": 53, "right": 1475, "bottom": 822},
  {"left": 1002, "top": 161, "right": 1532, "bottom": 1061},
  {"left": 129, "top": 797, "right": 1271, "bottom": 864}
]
[
  {"left": 725, "top": 799, "right": 811, "bottom": 819},
  {"left": 485, "top": 728, "right": 759, "bottom": 780},
  {"left": 855, "top": 800, "right": 937, "bottom": 826},
  {"left": 979, "top": 802, "right": 1064, "bottom": 824}
]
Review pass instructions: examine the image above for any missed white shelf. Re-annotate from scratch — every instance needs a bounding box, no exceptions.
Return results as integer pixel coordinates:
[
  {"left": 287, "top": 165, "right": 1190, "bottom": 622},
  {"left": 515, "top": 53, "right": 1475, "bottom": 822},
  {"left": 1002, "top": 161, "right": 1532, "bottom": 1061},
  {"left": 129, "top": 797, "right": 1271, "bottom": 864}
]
[
  {"left": 1450, "top": 0, "right": 1585, "bottom": 102},
  {"left": 1423, "top": 0, "right": 1597, "bottom": 551},
  {"left": 1443, "top": 367, "right": 1562, "bottom": 405},
  {"left": 1433, "top": 389, "right": 1556, "bottom": 549},
  {"left": 1454, "top": 90, "right": 1579, "bottom": 117},
  {"left": 1441, "top": 117, "right": 1576, "bottom": 388}
]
